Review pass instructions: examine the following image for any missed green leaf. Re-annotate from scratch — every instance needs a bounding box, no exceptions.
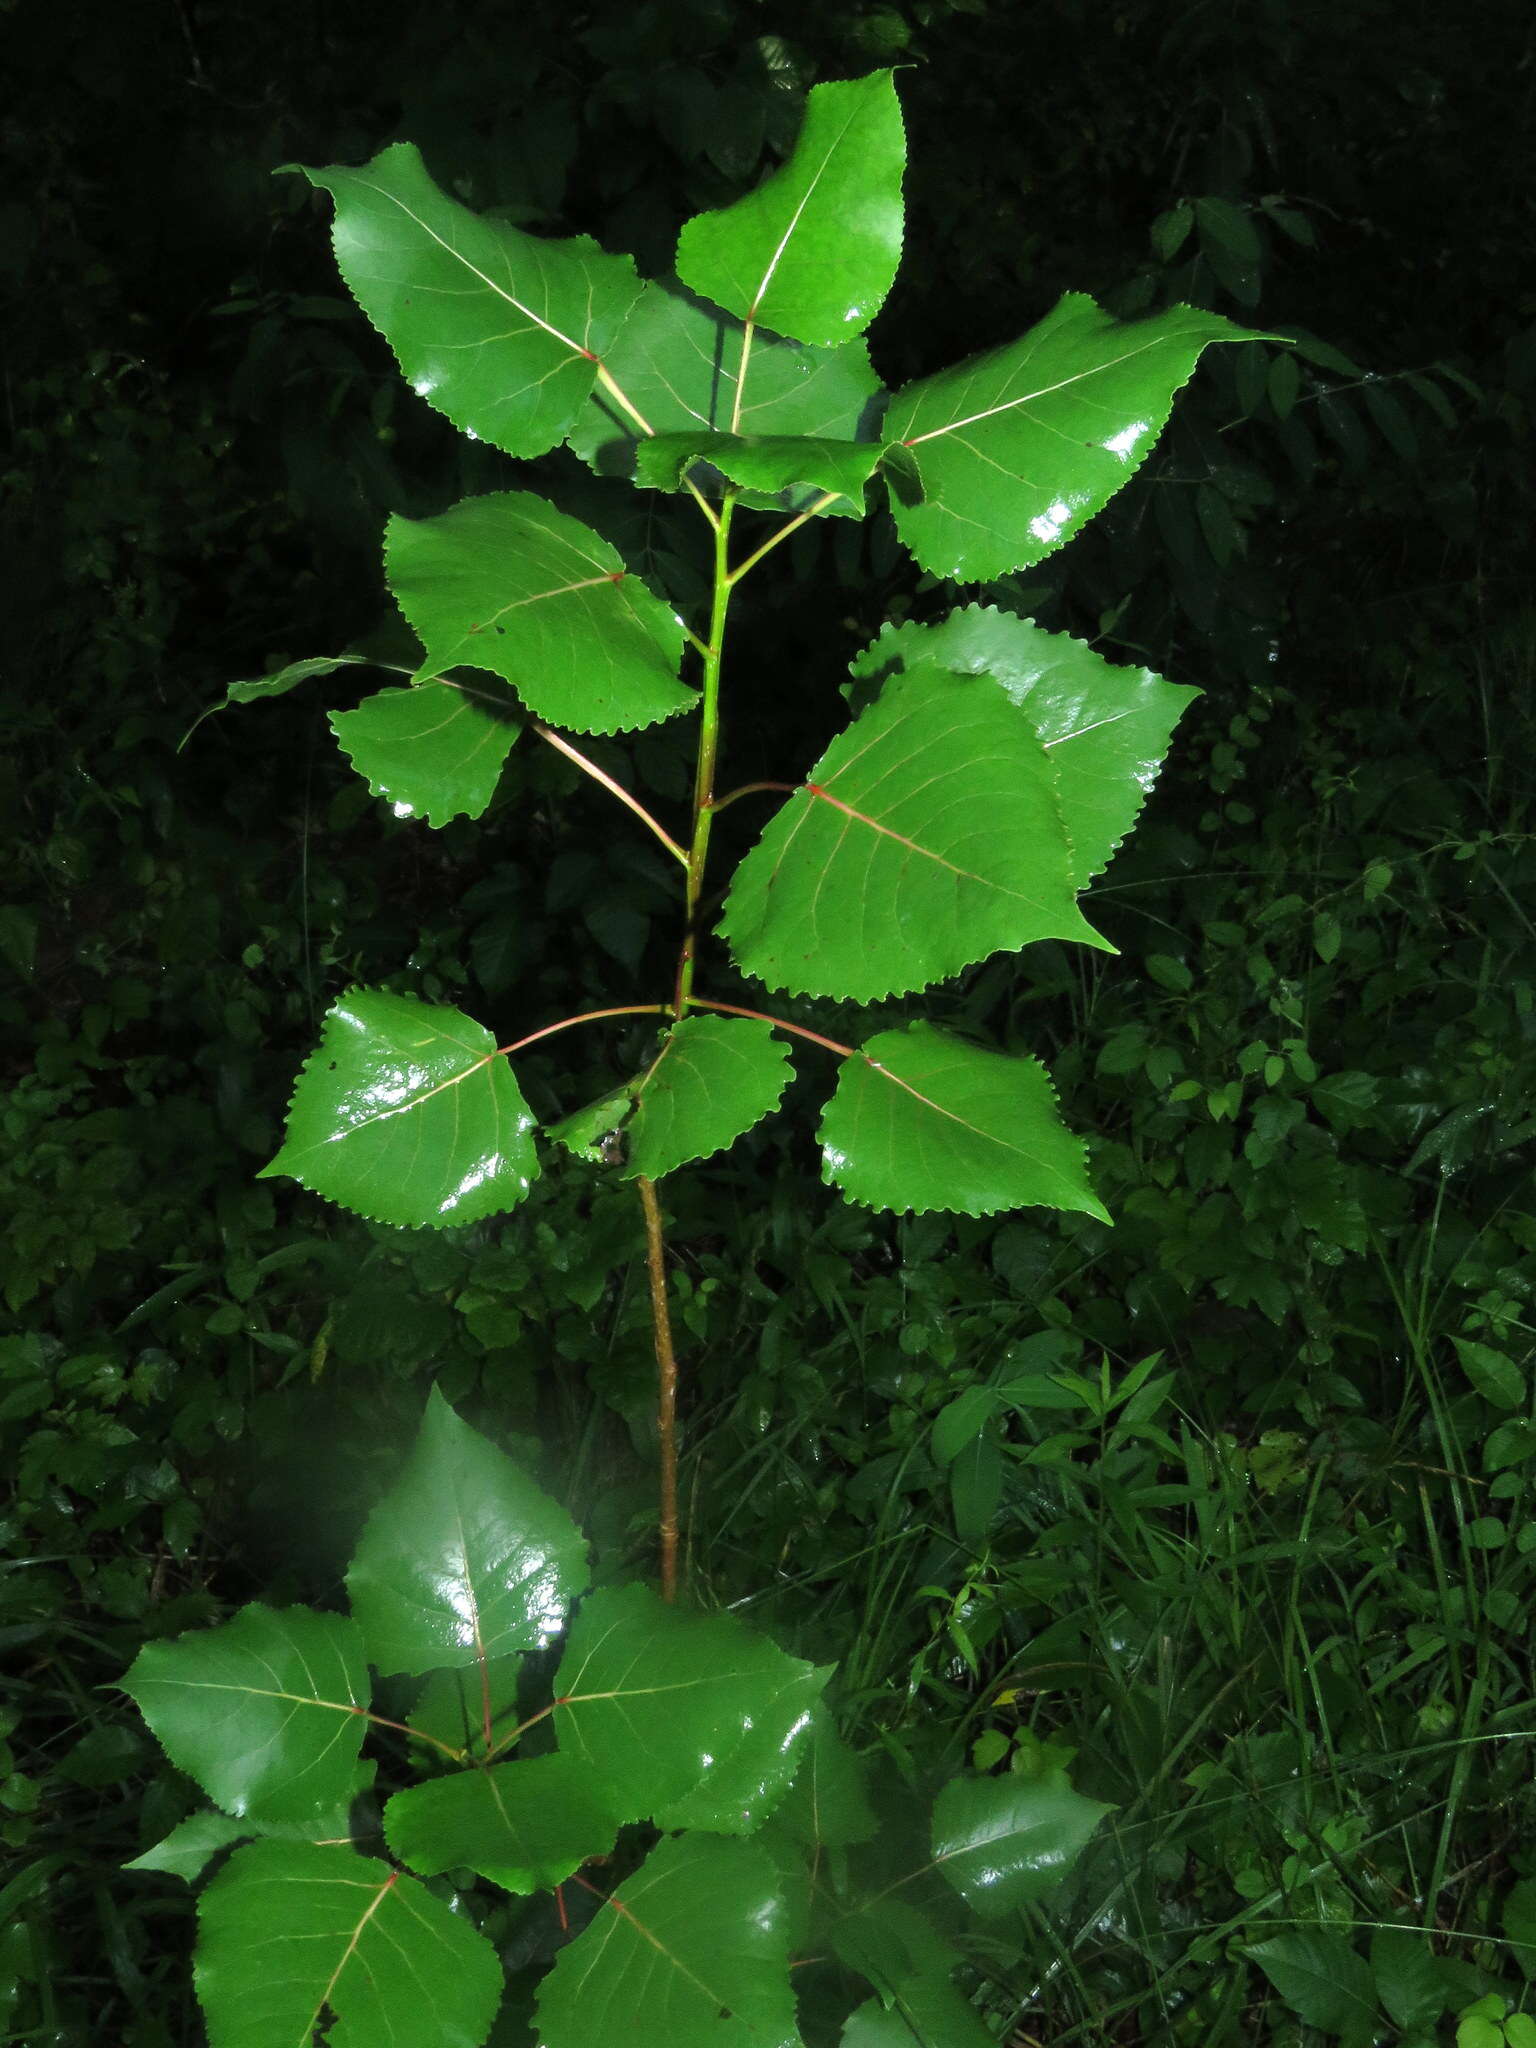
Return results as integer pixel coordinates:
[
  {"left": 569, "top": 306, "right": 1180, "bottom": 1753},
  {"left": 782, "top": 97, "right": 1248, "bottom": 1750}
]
[
  {"left": 721, "top": 663, "right": 1108, "bottom": 1003},
  {"left": 554, "top": 1583, "right": 826, "bottom": 1831},
  {"left": 850, "top": 607, "right": 1196, "bottom": 886},
  {"left": 549, "top": 1016, "right": 793, "bottom": 1179},
  {"left": 409, "top": 1659, "right": 523, "bottom": 1761},
  {"left": 830, "top": 1897, "right": 963, "bottom": 2001},
  {"left": 385, "top": 491, "right": 690, "bottom": 737},
  {"left": 1453, "top": 1336, "right": 1525, "bottom": 1412},
  {"left": 1505, "top": 1877, "right": 1536, "bottom": 1980},
  {"left": 771, "top": 1706, "right": 877, "bottom": 1850},
  {"left": 535, "top": 1835, "right": 799, "bottom": 2048},
  {"left": 1371, "top": 1926, "right": 1449, "bottom": 2030},
  {"left": 675, "top": 71, "right": 904, "bottom": 348},
  {"left": 568, "top": 279, "right": 885, "bottom": 517},
  {"left": 842, "top": 1979, "right": 995, "bottom": 2048},
  {"left": 1247, "top": 1930, "right": 1380, "bottom": 2041},
  {"left": 121, "top": 1604, "right": 371, "bottom": 1825},
  {"left": 294, "top": 142, "right": 641, "bottom": 457},
  {"left": 383, "top": 1753, "right": 615, "bottom": 1896},
  {"left": 180, "top": 653, "right": 374, "bottom": 751},
  {"left": 931, "top": 1769, "right": 1113, "bottom": 1917},
  {"left": 330, "top": 678, "right": 519, "bottom": 826},
  {"left": 882, "top": 293, "right": 1253, "bottom": 580},
  {"left": 197, "top": 1839, "right": 502, "bottom": 2048},
  {"left": 261, "top": 989, "right": 539, "bottom": 1228},
  {"left": 637, "top": 430, "right": 882, "bottom": 510},
  {"left": 821, "top": 1022, "right": 1110, "bottom": 1221},
  {"left": 346, "top": 1386, "right": 588, "bottom": 1678},
  {"left": 124, "top": 1812, "right": 250, "bottom": 1885}
]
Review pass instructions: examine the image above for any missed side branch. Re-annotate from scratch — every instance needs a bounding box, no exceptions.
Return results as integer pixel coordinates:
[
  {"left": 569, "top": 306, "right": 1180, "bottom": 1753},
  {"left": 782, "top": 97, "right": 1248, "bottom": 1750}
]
[
  {"left": 726, "top": 491, "right": 843, "bottom": 585},
  {"left": 686, "top": 996, "right": 856, "bottom": 1060},
  {"left": 498, "top": 1005, "right": 669, "bottom": 1060},
  {"left": 533, "top": 723, "right": 689, "bottom": 867},
  {"left": 636, "top": 1175, "right": 681, "bottom": 1602}
]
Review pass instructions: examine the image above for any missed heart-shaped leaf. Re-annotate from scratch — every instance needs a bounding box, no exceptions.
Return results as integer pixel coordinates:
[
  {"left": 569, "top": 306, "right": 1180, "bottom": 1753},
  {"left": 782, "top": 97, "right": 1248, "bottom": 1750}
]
[
  {"left": 850, "top": 608, "right": 1197, "bottom": 885},
  {"left": 384, "top": 1753, "right": 615, "bottom": 1896},
  {"left": 548, "top": 1015, "right": 792, "bottom": 1179},
  {"left": 676, "top": 71, "right": 905, "bottom": 349},
  {"left": 638, "top": 431, "right": 882, "bottom": 510},
  {"left": 882, "top": 294, "right": 1253, "bottom": 579},
  {"left": 347, "top": 1386, "right": 588, "bottom": 1677},
  {"left": 720, "top": 662, "right": 1109, "bottom": 1002},
  {"left": 820, "top": 1022, "right": 1110, "bottom": 1220},
  {"left": 535, "top": 1835, "right": 799, "bottom": 2048},
  {"left": 295, "top": 142, "right": 642, "bottom": 458},
  {"left": 261, "top": 989, "right": 538, "bottom": 1228},
  {"left": 568, "top": 279, "right": 884, "bottom": 517},
  {"left": 554, "top": 1583, "right": 825, "bottom": 1831},
  {"left": 386, "top": 491, "right": 690, "bottom": 736},
  {"left": 197, "top": 1839, "right": 502, "bottom": 2048},
  {"left": 329, "top": 678, "right": 519, "bottom": 826},
  {"left": 931, "top": 1770, "right": 1113, "bottom": 1917},
  {"left": 841, "top": 1979, "right": 996, "bottom": 2047},
  {"left": 122, "top": 1605, "right": 371, "bottom": 1825}
]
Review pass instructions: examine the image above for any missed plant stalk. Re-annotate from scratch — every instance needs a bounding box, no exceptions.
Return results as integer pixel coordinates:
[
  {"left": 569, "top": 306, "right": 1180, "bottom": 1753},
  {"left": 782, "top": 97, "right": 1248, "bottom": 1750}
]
[
  {"left": 674, "top": 494, "right": 737, "bottom": 1015},
  {"left": 636, "top": 1175, "right": 681, "bottom": 1601}
]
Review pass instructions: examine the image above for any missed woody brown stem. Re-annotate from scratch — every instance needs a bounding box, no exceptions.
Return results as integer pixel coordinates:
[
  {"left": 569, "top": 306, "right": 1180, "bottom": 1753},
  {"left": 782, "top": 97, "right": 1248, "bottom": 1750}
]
[{"left": 636, "top": 1175, "right": 681, "bottom": 1600}]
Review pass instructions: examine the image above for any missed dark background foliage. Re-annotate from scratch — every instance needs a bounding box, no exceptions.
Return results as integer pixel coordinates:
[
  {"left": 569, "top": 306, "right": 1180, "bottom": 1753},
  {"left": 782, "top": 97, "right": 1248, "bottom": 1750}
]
[{"left": 3, "top": 0, "right": 1534, "bottom": 2040}]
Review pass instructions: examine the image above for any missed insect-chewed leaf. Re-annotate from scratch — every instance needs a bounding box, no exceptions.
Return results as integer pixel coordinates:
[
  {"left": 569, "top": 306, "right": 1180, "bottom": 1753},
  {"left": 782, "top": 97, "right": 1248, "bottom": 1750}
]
[
  {"left": 841, "top": 1979, "right": 996, "bottom": 2048},
  {"left": 547, "top": 1016, "right": 792, "bottom": 1180},
  {"left": 121, "top": 1605, "right": 371, "bottom": 1826},
  {"left": 637, "top": 431, "right": 881, "bottom": 512},
  {"left": 346, "top": 1387, "right": 588, "bottom": 1678},
  {"left": 554, "top": 1583, "right": 826, "bottom": 1832},
  {"left": 329, "top": 678, "right": 519, "bottom": 826},
  {"left": 882, "top": 293, "right": 1256, "bottom": 580},
  {"left": 293, "top": 142, "right": 641, "bottom": 459},
  {"left": 196, "top": 1839, "right": 502, "bottom": 2048},
  {"left": 535, "top": 1835, "right": 799, "bottom": 2048},
  {"left": 851, "top": 608, "right": 1198, "bottom": 885},
  {"left": 820, "top": 1022, "right": 1110, "bottom": 1221},
  {"left": 568, "top": 280, "right": 885, "bottom": 519},
  {"left": 384, "top": 1753, "right": 616, "bottom": 1897},
  {"left": 260, "top": 988, "right": 538, "bottom": 1228},
  {"left": 931, "top": 1771, "right": 1113, "bottom": 1918},
  {"left": 719, "top": 661, "right": 1109, "bottom": 1003},
  {"left": 676, "top": 71, "right": 905, "bottom": 348},
  {"left": 386, "top": 492, "right": 690, "bottom": 736}
]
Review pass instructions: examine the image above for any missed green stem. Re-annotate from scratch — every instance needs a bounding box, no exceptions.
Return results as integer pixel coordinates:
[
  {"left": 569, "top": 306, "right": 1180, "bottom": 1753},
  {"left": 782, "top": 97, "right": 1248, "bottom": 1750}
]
[
  {"left": 674, "top": 495, "right": 738, "bottom": 1015},
  {"left": 726, "top": 491, "right": 841, "bottom": 586}
]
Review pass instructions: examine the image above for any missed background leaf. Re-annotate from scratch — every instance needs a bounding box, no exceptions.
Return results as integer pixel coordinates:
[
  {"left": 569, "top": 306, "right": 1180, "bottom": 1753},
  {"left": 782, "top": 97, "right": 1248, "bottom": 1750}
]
[
  {"left": 841, "top": 1978, "right": 995, "bottom": 2047},
  {"left": 197, "top": 1839, "right": 502, "bottom": 2048},
  {"left": 675, "top": 71, "right": 904, "bottom": 348},
  {"left": 383, "top": 1753, "right": 615, "bottom": 1896},
  {"left": 297, "top": 141, "right": 641, "bottom": 457},
  {"left": 261, "top": 989, "right": 539, "bottom": 1228},
  {"left": 1247, "top": 1929, "right": 1380, "bottom": 2042},
  {"left": 883, "top": 293, "right": 1252, "bottom": 579},
  {"left": 932, "top": 1770, "right": 1113, "bottom": 1917},
  {"left": 820, "top": 1022, "right": 1110, "bottom": 1220},
  {"left": 346, "top": 1385, "right": 588, "bottom": 1677},
  {"left": 386, "top": 491, "right": 690, "bottom": 736},
  {"left": 329, "top": 678, "right": 519, "bottom": 826}
]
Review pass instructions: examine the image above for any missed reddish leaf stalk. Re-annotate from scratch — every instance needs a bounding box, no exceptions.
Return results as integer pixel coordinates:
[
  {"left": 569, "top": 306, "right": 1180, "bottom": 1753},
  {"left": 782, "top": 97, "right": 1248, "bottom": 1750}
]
[{"left": 636, "top": 1174, "right": 681, "bottom": 1602}]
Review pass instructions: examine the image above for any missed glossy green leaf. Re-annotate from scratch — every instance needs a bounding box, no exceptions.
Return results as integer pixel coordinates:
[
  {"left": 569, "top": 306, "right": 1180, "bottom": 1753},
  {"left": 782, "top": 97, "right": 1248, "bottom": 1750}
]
[
  {"left": 384, "top": 1753, "right": 615, "bottom": 1896},
  {"left": 549, "top": 1016, "right": 792, "bottom": 1179},
  {"left": 637, "top": 431, "right": 881, "bottom": 509},
  {"left": 124, "top": 1812, "right": 251, "bottom": 1885},
  {"left": 850, "top": 608, "right": 1196, "bottom": 885},
  {"left": 676, "top": 71, "right": 904, "bottom": 348},
  {"left": 261, "top": 989, "right": 538, "bottom": 1228},
  {"left": 554, "top": 1582, "right": 825, "bottom": 1831},
  {"left": 346, "top": 1385, "right": 588, "bottom": 1677},
  {"left": 882, "top": 293, "right": 1252, "bottom": 580},
  {"left": 822, "top": 1023, "right": 1110, "bottom": 1222},
  {"left": 721, "top": 662, "right": 1107, "bottom": 1002},
  {"left": 535, "top": 1835, "right": 799, "bottom": 2048},
  {"left": 771, "top": 1705, "right": 877, "bottom": 1850},
  {"left": 1247, "top": 1930, "right": 1380, "bottom": 2041},
  {"left": 568, "top": 279, "right": 884, "bottom": 517},
  {"left": 295, "top": 142, "right": 642, "bottom": 457},
  {"left": 386, "top": 491, "right": 690, "bottom": 736},
  {"left": 931, "top": 1769, "right": 1113, "bottom": 1917},
  {"left": 121, "top": 1604, "right": 371, "bottom": 1825},
  {"left": 197, "top": 1839, "right": 502, "bottom": 2048},
  {"left": 842, "top": 1979, "right": 995, "bottom": 2048},
  {"left": 329, "top": 678, "right": 519, "bottom": 826}
]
